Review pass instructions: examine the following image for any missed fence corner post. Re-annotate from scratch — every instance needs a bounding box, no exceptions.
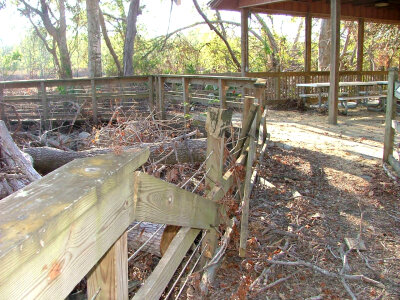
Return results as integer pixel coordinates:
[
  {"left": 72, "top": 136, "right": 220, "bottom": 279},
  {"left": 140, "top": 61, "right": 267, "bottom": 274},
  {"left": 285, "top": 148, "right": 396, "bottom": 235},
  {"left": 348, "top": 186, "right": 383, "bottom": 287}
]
[{"left": 40, "top": 81, "right": 49, "bottom": 130}]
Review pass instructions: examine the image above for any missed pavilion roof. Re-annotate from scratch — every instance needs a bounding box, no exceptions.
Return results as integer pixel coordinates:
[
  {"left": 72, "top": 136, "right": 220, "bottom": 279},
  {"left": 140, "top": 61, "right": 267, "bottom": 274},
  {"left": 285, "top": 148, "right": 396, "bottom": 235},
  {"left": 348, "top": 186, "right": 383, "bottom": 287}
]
[{"left": 209, "top": 0, "right": 400, "bottom": 23}]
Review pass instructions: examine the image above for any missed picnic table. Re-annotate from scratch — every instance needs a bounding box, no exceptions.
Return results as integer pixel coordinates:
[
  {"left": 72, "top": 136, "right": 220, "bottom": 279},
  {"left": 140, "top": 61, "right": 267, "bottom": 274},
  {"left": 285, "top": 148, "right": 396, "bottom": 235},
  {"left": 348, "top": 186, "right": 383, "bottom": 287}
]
[{"left": 296, "top": 81, "right": 388, "bottom": 112}]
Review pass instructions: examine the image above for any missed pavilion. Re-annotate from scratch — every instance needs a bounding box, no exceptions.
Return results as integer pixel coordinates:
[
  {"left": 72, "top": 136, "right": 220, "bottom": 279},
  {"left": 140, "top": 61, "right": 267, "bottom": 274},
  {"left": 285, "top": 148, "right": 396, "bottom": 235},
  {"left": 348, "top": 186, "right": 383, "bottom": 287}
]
[{"left": 209, "top": 0, "right": 400, "bottom": 124}]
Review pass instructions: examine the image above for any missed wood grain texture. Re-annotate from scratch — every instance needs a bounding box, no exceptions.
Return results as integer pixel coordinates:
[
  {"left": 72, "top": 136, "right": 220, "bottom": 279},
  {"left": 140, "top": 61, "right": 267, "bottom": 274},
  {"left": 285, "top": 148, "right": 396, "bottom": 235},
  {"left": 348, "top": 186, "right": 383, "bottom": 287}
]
[
  {"left": 0, "top": 149, "right": 149, "bottom": 299},
  {"left": 132, "top": 227, "right": 200, "bottom": 300},
  {"left": 87, "top": 232, "right": 128, "bottom": 300},
  {"left": 132, "top": 171, "right": 218, "bottom": 229}
]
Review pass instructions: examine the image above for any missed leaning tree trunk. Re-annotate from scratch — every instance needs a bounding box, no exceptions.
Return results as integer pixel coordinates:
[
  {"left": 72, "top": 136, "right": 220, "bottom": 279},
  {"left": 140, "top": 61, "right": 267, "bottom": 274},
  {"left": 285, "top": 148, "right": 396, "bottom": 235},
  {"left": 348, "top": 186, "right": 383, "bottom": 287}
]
[
  {"left": 24, "top": 138, "right": 207, "bottom": 174},
  {"left": 318, "top": 19, "right": 331, "bottom": 71},
  {"left": 86, "top": 0, "right": 102, "bottom": 77},
  {"left": 123, "top": 0, "right": 140, "bottom": 76},
  {"left": 0, "top": 121, "right": 41, "bottom": 200}
]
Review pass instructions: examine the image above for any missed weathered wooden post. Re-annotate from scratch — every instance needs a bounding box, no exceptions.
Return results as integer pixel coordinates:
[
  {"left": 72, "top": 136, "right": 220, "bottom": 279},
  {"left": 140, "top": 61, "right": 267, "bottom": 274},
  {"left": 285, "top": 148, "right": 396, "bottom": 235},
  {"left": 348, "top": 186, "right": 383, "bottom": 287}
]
[
  {"left": 87, "top": 232, "right": 128, "bottom": 300},
  {"left": 148, "top": 76, "right": 154, "bottom": 112},
  {"left": 218, "top": 78, "right": 227, "bottom": 109},
  {"left": 158, "top": 76, "right": 165, "bottom": 119},
  {"left": 40, "top": 81, "right": 49, "bottom": 129},
  {"left": 91, "top": 79, "right": 98, "bottom": 124},
  {"left": 0, "top": 85, "right": 5, "bottom": 121},
  {"left": 239, "top": 100, "right": 257, "bottom": 257},
  {"left": 182, "top": 77, "right": 190, "bottom": 116},
  {"left": 383, "top": 68, "right": 398, "bottom": 163},
  {"left": 202, "top": 108, "right": 232, "bottom": 261}
]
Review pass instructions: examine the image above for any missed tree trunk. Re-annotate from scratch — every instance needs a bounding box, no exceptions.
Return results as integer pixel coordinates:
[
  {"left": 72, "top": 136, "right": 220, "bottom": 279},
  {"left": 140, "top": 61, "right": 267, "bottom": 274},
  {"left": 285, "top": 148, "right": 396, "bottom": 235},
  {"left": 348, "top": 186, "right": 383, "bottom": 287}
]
[
  {"left": 86, "top": 0, "right": 102, "bottom": 77},
  {"left": 24, "top": 138, "right": 207, "bottom": 174},
  {"left": 123, "top": 0, "right": 140, "bottom": 76},
  {"left": 127, "top": 223, "right": 180, "bottom": 257},
  {"left": 0, "top": 121, "right": 41, "bottom": 200},
  {"left": 318, "top": 19, "right": 331, "bottom": 71}
]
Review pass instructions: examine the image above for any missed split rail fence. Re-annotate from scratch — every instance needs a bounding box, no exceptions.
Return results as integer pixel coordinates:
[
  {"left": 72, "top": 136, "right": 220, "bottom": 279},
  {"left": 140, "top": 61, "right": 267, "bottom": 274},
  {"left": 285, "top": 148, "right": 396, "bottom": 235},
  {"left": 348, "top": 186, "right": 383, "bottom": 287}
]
[
  {"left": 383, "top": 68, "right": 400, "bottom": 176},
  {"left": 0, "top": 78, "right": 268, "bottom": 299}
]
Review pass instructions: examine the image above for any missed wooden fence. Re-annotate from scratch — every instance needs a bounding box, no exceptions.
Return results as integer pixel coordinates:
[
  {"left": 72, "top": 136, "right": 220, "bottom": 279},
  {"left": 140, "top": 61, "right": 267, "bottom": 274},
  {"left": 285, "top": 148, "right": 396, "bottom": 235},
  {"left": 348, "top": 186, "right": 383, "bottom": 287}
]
[
  {"left": 0, "top": 71, "right": 387, "bottom": 128},
  {"left": 383, "top": 68, "right": 400, "bottom": 176},
  {"left": 0, "top": 75, "right": 264, "bottom": 128},
  {"left": 0, "top": 88, "right": 268, "bottom": 299}
]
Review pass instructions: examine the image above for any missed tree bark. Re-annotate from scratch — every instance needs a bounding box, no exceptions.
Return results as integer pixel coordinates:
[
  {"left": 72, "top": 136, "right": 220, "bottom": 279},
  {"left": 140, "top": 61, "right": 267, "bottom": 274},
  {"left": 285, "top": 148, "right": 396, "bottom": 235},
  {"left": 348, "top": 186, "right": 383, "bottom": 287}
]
[
  {"left": 318, "top": 19, "right": 331, "bottom": 71},
  {"left": 123, "top": 0, "right": 140, "bottom": 76},
  {"left": 86, "top": 0, "right": 102, "bottom": 77},
  {"left": 24, "top": 138, "right": 207, "bottom": 174},
  {"left": 0, "top": 121, "right": 41, "bottom": 200},
  {"left": 127, "top": 223, "right": 180, "bottom": 257}
]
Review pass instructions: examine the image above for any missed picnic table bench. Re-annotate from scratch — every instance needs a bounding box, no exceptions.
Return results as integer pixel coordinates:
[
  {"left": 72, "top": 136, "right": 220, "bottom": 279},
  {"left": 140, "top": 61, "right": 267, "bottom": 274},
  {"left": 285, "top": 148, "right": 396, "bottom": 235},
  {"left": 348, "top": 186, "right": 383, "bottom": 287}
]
[{"left": 297, "top": 81, "right": 388, "bottom": 113}]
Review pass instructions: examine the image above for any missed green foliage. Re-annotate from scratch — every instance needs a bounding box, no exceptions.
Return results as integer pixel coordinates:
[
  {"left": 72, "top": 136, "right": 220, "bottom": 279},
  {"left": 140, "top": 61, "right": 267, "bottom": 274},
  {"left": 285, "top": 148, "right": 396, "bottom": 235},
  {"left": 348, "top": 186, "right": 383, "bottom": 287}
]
[{"left": 0, "top": 48, "right": 21, "bottom": 80}]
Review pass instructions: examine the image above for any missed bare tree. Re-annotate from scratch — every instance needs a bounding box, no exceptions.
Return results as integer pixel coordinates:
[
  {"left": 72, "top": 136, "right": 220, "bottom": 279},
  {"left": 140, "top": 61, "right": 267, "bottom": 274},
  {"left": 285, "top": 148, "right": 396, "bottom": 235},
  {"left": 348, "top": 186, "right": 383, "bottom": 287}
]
[
  {"left": 123, "top": 0, "right": 140, "bottom": 76},
  {"left": 86, "top": 0, "right": 102, "bottom": 77},
  {"left": 318, "top": 19, "right": 331, "bottom": 71},
  {"left": 19, "top": 0, "right": 73, "bottom": 78}
]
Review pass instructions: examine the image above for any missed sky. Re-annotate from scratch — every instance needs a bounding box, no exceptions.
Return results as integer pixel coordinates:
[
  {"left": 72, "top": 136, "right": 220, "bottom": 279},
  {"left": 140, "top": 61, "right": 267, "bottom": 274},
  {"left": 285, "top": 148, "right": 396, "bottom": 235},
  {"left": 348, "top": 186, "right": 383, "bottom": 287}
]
[{"left": 0, "top": 0, "right": 301, "bottom": 48}]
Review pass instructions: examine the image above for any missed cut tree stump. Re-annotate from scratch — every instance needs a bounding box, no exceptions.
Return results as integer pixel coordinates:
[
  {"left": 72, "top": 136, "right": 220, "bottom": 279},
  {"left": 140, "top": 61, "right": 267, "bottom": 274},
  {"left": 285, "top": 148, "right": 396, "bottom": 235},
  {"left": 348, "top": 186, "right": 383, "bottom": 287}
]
[
  {"left": 0, "top": 121, "right": 41, "bottom": 200},
  {"left": 24, "top": 139, "right": 207, "bottom": 174}
]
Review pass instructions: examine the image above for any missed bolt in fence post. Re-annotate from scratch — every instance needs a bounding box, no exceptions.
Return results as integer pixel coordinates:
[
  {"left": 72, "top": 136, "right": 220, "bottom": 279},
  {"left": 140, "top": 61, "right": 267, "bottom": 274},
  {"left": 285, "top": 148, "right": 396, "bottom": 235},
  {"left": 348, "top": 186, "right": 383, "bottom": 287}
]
[{"left": 91, "top": 79, "right": 98, "bottom": 124}]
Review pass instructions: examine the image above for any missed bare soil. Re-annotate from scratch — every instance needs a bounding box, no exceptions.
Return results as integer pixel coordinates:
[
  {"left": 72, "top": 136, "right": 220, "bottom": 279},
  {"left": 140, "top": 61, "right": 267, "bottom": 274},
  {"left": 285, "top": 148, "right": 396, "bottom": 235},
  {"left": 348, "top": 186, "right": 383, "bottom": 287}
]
[{"left": 207, "top": 108, "right": 400, "bottom": 299}]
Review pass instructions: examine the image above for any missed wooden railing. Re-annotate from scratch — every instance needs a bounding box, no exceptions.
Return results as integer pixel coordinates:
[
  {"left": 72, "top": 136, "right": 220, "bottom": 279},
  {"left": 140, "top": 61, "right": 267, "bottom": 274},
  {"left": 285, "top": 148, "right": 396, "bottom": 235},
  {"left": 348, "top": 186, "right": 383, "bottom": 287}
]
[
  {"left": 0, "top": 91, "right": 268, "bottom": 298},
  {"left": 383, "top": 68, "right": 400, "bottom": 176}
]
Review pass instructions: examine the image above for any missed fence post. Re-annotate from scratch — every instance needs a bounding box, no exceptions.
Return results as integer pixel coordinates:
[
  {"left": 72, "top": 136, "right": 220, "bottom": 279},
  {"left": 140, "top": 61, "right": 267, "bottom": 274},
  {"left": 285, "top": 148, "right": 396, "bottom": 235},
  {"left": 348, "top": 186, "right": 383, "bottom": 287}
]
[
  {"left": 148, "top": 76, "right": 154, "bottom": 112},
  {"left": 91, "top": 79, "right": 98, "bottom": 124},
  {"left": 158, "top": 76, "right": 165, "bottom": 119},
  {"left": 182, "top": 77, "right": 190, "bottom": 116},
  {"left": 202, "top": 108, "right": 232, "bottom": 260},
  {"left": 239, "top": 99, "right": 257, "bottom": 257},
  {"left": 383, "top": 68, "right": 398, "bottom": 162},
  {"left": 87, "top": 232, "right": 128, "bottom": 300},
  {"left": 275, "top": 70, "right": 281, "bottom": 100},
  {"left": 0, "top": 86, "right": 4, "bottom": 121},
  {"left": 40, "top": 81, "right": 49, "bottom": 129},
  {"left": 218, "top": 78, "right": 227, "bottom": 109}
]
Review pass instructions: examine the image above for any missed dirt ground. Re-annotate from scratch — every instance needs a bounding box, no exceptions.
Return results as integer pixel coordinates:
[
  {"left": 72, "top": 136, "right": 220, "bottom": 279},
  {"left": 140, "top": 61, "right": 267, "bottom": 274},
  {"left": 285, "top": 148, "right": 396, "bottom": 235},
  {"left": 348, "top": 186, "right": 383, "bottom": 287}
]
[{"left": 208, "top": 108, "right": 400, "bottom": 299}]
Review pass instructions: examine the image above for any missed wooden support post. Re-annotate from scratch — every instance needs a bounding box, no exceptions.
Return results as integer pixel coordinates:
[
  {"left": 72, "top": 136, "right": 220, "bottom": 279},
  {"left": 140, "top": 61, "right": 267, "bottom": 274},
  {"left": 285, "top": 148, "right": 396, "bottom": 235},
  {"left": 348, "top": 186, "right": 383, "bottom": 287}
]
[
  {"left": 357, "top": 18, "right": 364, "bottom": 81},
  {"left": 328, "top": 0, "right": 340, "bottom": 125},
  {"left": 218, "top": 78, "right": 227, "bottom": 109},
  {"left": 239, "top": 108, "right": 256, "bottom": 257},
  {"left": 275, "top": 69, "right": 281, "bottom": 100},
  {"left": 91, "top": 79, "right": 98, "bottom": 124},
  {"left": 243, "top": 96, "right": 254, "bottom": 124},
  {"left": 40, "top": 81, "right": 48, "bottom": 129},
  {"left": 241, "top": 8, "right": 249, "bottom": 76},
  {"left": 305, "top": 13, "right": 312, "bottom": 74},
  {"left": 148, "top": 76, "right": 154, "bottom": 112},
  {"left": 87, "top": 232, "right": 128, "bottom": 300},
  {"left": 158, "top": 76, "right": 165, "bottom": 119},
  {"left": 182, "top": 77, "right": 190, "bottom": 116},
  {"left": 0, "top": 86, "right": 5, "bottom": 121},
  {"left": 383, "top": 68, "right": 398, "bottom": 162},
  {"left": 255, "top": 87, "right": 266, "bottom": 142},
  {"left": 202, "top": 108, "right": 232, "bottom": 259}
]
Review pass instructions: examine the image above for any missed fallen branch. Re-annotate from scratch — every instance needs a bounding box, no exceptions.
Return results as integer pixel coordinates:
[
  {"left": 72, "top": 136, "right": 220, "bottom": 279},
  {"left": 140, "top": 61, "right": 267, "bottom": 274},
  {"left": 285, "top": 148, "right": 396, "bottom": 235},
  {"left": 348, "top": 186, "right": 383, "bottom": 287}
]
[{"left": 265, "top": 259, "right": 385, "bottom": 289}]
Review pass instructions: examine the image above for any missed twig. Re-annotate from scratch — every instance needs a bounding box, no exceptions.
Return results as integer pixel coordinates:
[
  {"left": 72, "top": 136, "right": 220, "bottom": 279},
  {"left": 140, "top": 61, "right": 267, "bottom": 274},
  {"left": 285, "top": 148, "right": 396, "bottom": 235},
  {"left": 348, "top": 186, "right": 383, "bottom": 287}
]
[
  {"left": 341, "top": 278, "right": 357, "bottom": 300},
  {"left": 256, "top": 271, "right": 300, "bottom": 294},
  {"left": 265, "top": 259, "right": 385, "bottom": 288}
]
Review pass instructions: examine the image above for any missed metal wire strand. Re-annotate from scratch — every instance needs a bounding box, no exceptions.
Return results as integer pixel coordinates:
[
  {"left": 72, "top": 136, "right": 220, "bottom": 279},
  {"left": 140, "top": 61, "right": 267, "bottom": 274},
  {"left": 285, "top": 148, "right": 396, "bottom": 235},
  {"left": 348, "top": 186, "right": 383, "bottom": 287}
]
[
  {"left": 192, "top": 168, "right": 211, "bottom": 193},
  {"left": 164, "top": 232, "right": 207, "bottom": 299},
  {"left": 180, "top": 150, "right": 214, "bottom": 189},
  {"left": 126, "top": 221, "right": 143, "bottom": 234},
  {"left": 174, "top": 244, "right": 208, "bottom": 299},
  {"left": 127, "top": 224, "right": 165, "bottom": 263}
]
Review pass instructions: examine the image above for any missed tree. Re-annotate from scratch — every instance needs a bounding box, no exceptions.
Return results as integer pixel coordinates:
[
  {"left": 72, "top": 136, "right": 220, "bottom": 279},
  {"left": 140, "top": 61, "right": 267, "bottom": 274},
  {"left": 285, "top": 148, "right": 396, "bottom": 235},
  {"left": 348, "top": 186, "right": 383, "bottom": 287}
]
[
  {"left": 318, "top": 19, "right": 331, "bottom": 71},
  {"left": 123, "top": 0, "right": 140, "bottom": 75},
  {"left": 86, "top": 0, "right": 102, "bottom": 77},
  {"left": 18, "top": 0, "right": 73, "bottom": 78}
]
